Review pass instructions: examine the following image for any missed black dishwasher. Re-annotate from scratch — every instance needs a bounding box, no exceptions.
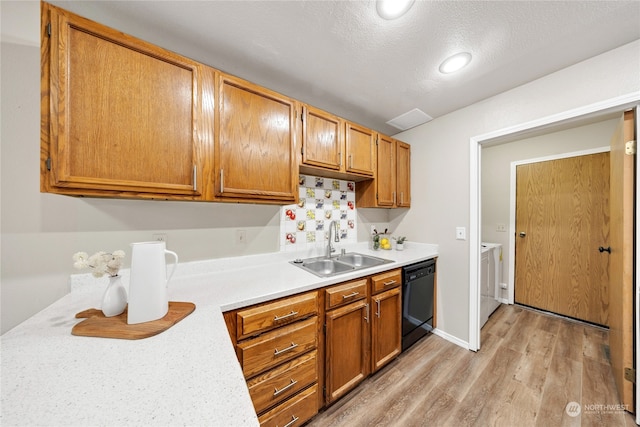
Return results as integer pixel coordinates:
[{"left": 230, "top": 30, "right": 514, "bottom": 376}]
[{"left": 402, "top": 259, "right": 436, "bottom": 351}]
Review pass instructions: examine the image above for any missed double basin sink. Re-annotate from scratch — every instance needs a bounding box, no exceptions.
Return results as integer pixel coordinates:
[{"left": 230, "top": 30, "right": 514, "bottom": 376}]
[{"left": 291, "top": 252, "right": 394, "bottom": 278}]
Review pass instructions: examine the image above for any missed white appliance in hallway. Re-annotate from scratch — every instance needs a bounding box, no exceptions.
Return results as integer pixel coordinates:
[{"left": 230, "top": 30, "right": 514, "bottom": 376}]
[{"left": 480, "top": 242, "right": 503, "bottom": 328}]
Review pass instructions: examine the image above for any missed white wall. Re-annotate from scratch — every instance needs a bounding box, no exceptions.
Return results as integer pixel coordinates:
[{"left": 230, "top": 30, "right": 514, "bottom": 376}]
[
  {"left": 394, "top": 40, "right": 640, "bottom": 343},
  {"left": 482, "top": 117, "right": 619, "bottom": 301}
]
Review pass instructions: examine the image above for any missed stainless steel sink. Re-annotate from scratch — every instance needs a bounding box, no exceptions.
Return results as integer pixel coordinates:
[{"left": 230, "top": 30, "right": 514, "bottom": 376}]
[
  {"left": 291, "top": 252, "right": 393, "bottom": 278},
  {"left": 335, "top": 253, "right": 387, "bottom": 268}
]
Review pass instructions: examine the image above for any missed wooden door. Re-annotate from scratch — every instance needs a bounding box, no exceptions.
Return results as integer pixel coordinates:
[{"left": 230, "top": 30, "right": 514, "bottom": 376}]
[
  {"left": 514, "top": 152, "right": 610, "bottom": 325},
  {"left": 301, "top": 105, "right": 343, "bottom": 170},
  {"left": 371, "top": 287, "right": 401, "bottom": 372},
  {"left": 42, "top": 3, "right": 205, "bottom": 198},
  {"left": 216, "top": 74, "right": 297, "bottom": 202},
  {"left": 608, "top": 110, "right": 635, "bottom": 413},
  {"left": 324, "top": 300, "right": 370, "bottom": 404},
  {"left": 396, "top": 141, "right": 411, "bottom": 207},
  {"left": 345, "top": 122, "right": 375, "bottom": 176},
  {"left": 376, "top": 135, "right": 396, "bottom": 207}
]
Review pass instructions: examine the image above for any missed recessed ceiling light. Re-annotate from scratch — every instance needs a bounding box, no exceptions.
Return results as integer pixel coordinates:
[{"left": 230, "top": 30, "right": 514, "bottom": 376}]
[
  {"left": 439, "top": 52, "right": 472, "bottom": 74},
  {"left": 376, "top": 0, "right": 415, "bottom": 20}
]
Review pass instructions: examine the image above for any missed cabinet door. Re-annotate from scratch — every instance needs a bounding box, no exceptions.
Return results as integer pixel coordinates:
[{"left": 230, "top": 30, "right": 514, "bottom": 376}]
[
  {"left": 371, "top": 287, "right": 402, "bottom": 372},
  {"left": 301, "top": 105, "right": 343, "bottom": 170},
  {"left": 42, "top": 4, "right": 206, "bottom": 198},
  {"left": 216, "top": 74, "right": 297, "bottom": 202},
  {"left": 376, "top": 135, "right": 396, "bottom": 207},
  {"left": 325, "top": 300, "right": 370, "bottom": 404},
  {"left": 396, "top": 141, "right": 411, "bottom": 207},
  {"left": 345, "top": 122, "right": 375, "bottom": 176}
]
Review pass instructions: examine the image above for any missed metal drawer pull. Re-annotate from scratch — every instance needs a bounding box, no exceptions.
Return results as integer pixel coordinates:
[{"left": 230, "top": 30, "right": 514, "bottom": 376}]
[
  {"left": 342, "top": 291, "right": 359, "bottom": 299},
  {"left": 376, "top": 299, "right": 381, "bottom": 317},
  {"left": 274, "top": 310, "right": 298, "bottom": 321},
  {"left": 282, "top": 415, "right": 300, "bottom": 427},
  {"left": 383, "top": 280, "right": 396, "bottom": 287},
  {"left": 274, "top": 342, "right": 299, "bottom": 356},
  {"left": 273, "top": 379, "right": 298, "bottom": 396}
]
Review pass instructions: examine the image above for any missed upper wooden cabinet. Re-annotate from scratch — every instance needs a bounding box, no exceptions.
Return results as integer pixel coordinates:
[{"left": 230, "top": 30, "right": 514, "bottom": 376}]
[
  {"left": 356, "top": 135, "right": 411, "bottom": 208},
  {"left": 396, "top": 141, "right": 411, "bottom": 207},
  {"left": 345, "top": 122, "right": 376, "bottom": 177},
  {"left": 374, "top": 134, "right": 397, "bottom": 207},
  {"left": 299, "top": 106, "right": 376, "bottom": 181},
  {"left": 301, "top": 105, "right": 343, "bottom": 171},
  {"left": 40, "top": 3, "right": 210, "bottom": 199},
  {"left": 215, "top": 74, "right": 298, "bottom": 203}
]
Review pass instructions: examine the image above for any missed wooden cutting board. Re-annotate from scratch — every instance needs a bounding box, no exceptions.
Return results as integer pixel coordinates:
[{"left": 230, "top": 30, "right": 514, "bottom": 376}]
[{"left": 72, "top": 301, "right": 196, "bottom": 339}]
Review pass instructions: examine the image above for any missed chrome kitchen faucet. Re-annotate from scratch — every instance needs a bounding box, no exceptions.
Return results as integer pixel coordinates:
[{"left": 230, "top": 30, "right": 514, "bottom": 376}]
[{"left": 326, "top": 220, "right": 339, "bottom": 258}]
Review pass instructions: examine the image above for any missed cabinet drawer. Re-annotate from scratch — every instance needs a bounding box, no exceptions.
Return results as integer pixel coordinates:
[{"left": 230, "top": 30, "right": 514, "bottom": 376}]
[
  {"left": 371, "top": 269, "right": 401, "bottom": 294},
  {"left": 258, "top": 383, "right": 319, "bottom": 427},
  {"left": 325, "top": 278, "right": 368, "bottom": 310},
  {"left": 236, "top": 292, "right": 318, "bottom": 340},
  {"left": 247, "top": 350, "right": 318, "bottom": 414},
  {"left": 238, "top": 317, "right": 318, "bottom": 378}
]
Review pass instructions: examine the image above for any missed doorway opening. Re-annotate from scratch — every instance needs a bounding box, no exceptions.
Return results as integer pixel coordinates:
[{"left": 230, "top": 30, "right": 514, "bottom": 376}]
[{"left": 470, "top": 93, "right": 640, "bottom": 421}]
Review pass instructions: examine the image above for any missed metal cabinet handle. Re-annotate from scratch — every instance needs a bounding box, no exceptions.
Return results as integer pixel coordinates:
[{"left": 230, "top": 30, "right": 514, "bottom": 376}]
[
  {"left": 598, "top": 246, "right": 611, "bottom": 253},
  {"left": 193, "top": 165, "right": 197, "bottom": 192},
  {"left": 342, "top": 291, "right": 359, "bottom": 299},
  {"left": 274, "top": 310, "right": 298, "bottom": 321},
  {"left": 273, "top": 379, "right": 298, "bottom": 396},
  {"left": 282, "top": 415, "right": 300, "bottom": 427},
  {"left": 400, "top": 192, "right": 404, "bottom": 205},
  {"left": 338, "top": 152, "right": 342, "bottom": 167},
  {"left": 220, "top": 169, "right": 224, "bottom": 193},
  {"left": 364, "top": 303, "right": 369, "bottom": 323},
  {"left": 383, "top": 280, "right": 396, "bottom": 287},
  {"left": 375, "top": 299, "right": 381, "bottom": 317},
  {"left": 274, "top": 342, "right": 298, "bottom": 356},
  {"left": 349, "top": 154, "right": 353, "bottom": 169}
]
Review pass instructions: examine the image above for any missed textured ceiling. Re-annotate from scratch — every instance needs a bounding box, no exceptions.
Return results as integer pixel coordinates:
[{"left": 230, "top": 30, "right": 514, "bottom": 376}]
[{"left": 42, "top": 1, "right": 640, "bottom": 135}]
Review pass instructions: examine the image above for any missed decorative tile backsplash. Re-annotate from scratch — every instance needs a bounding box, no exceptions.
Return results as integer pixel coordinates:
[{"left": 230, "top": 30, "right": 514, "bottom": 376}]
[{"left": 280, "top": 175, "right": 357, "bottom": 251}]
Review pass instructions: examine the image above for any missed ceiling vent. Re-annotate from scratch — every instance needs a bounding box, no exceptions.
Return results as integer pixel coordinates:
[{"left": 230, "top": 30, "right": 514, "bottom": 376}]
[{"left": 386, "top": 108, "right": 433, "bottom": 131}]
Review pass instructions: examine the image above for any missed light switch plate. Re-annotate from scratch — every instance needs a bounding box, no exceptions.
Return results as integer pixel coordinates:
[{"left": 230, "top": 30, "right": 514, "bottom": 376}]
[
  {"left": 496, "top": 223, "right": 507, "bottom": 232},
  {"left": 456, "top": 227, "right": 466, "bottom": 240}
]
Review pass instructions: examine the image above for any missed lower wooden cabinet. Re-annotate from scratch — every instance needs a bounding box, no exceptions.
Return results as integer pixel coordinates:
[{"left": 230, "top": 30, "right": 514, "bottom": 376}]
[
  {"left": 258, "top": 384, "right": 319, "bottom": 427},
  {"left": 237, "top": 317, "right": 318, "bottom": 379},
  {"left": 247, "top": 350, "right": 318, "bottom": 414},
  {"left": 370, "top": 269, "right": 402, "bottom": 373},
  {"left": 224, "top": 291, "right": 320, "bottom": 424},
  {"left": 324, "top": 298, "right": 370, "bottom": 404},
  {"left": 224, "top": 267, "right": 408, "bottom": 422},
  {"left": 372, "top": 287, "right": 402, "bottom": 372}
]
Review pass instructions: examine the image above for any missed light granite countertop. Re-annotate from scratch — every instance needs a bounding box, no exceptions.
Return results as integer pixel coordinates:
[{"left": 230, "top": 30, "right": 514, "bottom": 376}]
[{"left": 1, "top": 242, "right": 438, "bottom": 426}]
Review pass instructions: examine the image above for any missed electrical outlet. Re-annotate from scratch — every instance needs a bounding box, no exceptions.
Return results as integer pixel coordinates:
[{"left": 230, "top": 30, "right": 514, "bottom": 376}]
[
  {"left": 236, "top": 229, "right": 246, "bottom": 245},
  {"left": 152, "top": 233, "right": 167, "bottom": 244},
  {"left": 455, "top": 227, "right": 466, "bottom": 240},
  {"left": 496, "top": 223, "right": 507, "bottom": 232}
]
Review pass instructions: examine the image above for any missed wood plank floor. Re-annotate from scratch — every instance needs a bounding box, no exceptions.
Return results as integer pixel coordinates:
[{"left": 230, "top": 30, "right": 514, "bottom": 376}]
[{"left": 308, "top": 304, "right": 636, "bottom": 426}]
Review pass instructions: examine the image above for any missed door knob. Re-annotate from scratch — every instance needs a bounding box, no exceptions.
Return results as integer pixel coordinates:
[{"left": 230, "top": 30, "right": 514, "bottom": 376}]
[
  {"left": 519, "top": 232, "right": 526, "bottom": 238},
  {"left": 598, "top": 246, "right": 611, "bottom": 253}
]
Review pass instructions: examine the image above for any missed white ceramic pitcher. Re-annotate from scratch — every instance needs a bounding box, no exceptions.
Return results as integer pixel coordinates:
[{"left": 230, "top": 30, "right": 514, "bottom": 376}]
[{"left": 127, "top": 241, "right": 178, "bottom": 324}]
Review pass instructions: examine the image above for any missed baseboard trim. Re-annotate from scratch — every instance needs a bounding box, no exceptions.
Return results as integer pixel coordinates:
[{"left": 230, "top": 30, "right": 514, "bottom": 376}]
[{"left": 432, "top": 328, "right": 471, "bottom": 351}]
